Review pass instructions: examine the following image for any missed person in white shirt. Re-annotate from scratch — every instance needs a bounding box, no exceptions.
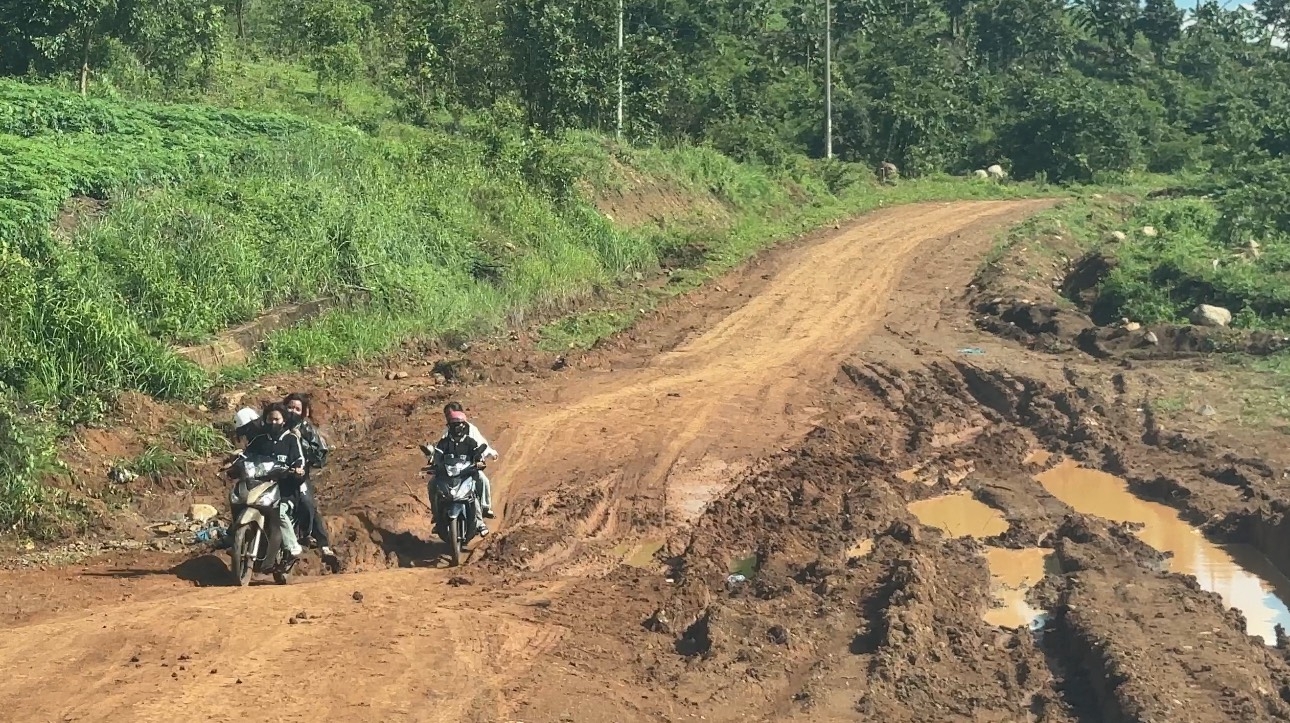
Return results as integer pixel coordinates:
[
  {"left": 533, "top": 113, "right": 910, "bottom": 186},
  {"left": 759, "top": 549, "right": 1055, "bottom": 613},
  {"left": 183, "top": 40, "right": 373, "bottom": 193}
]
[{"left": 440, "top": 402, "right": 497, "bottom": 519}]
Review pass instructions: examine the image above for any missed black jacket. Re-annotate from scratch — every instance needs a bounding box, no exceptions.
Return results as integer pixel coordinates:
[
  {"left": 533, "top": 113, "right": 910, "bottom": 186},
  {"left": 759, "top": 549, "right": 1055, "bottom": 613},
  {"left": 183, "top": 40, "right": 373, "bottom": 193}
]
[
  {"left": 240, "top": 428, "right": 306, "bottom": 496},
  {"left": 435, "top": 433, "right": 487, "bottom": 466},
  {"left": 292, "top": 418, "right": 329, "bottom": 470}
]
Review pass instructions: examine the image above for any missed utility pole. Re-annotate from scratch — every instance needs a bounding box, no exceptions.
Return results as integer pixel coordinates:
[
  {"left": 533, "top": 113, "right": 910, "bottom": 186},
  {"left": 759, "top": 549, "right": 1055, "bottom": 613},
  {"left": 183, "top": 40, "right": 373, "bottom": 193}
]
[
  {"left": 825, "top": 0, "right": 833, "bottom": 159},
  {"left": 617, "top": 0, "right": 624, "bottom": 141}
]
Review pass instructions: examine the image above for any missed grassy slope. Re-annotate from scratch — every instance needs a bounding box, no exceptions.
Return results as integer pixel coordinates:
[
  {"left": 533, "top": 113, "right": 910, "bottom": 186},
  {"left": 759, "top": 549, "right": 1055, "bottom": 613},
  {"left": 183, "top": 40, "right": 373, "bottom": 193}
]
[
  {"left": 985, "top": 189, "right": 1290, "bottom": 431},
  {"left": 0, "top": 72, "right": 1047, "bottom": 536}
]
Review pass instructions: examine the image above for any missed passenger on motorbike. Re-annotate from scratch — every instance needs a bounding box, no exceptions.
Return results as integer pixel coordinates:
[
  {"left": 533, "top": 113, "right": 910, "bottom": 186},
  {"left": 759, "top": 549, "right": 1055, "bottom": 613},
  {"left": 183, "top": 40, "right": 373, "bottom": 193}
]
[
  {"left": 283, "top": 392, "right": 337, "bottom": 565},
  {"left": 237, "top": 403, "right": 308, "bottom": 561},
  {"left": 440, "top": 402, "right": 497, "bottom": 519},
  {"left": 429, "top": 410, "right": 491, "bottom": 537}
]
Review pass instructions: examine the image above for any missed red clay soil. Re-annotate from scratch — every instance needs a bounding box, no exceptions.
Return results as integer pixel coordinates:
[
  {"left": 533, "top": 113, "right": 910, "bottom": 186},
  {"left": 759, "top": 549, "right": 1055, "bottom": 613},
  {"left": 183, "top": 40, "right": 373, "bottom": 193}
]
[{"left": 7, "top": 198, "right": 1290, "bottom": 722}]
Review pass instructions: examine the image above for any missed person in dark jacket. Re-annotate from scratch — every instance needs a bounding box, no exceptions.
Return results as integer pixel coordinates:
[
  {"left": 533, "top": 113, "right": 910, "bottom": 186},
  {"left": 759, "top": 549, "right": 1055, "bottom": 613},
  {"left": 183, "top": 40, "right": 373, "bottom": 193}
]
[
  {"left": 284, "top": 392, "right": 337, "bottom": 565},
  {"left": 429, "top": 410, "right": 490, "bottom": 537},
  {"left": 237, "top": 402, "right": 308, "bottom": 560}
]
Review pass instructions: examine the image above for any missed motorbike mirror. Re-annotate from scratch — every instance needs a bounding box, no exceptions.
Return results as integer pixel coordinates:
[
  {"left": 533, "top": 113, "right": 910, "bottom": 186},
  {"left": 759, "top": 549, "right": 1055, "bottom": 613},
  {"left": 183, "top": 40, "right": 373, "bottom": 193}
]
[{"left": 419, "top": 444, "right": 435, "bottom": 457}]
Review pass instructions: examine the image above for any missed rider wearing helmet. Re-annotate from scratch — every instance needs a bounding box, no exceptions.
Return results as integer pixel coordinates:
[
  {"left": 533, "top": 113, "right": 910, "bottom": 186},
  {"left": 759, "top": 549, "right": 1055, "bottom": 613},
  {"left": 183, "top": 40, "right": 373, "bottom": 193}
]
[
  {"left": 440, "top": 402, "right": 497, "bottom": 519},
  {"left": 430, "top": 408, "right": 492, "bottom": 537},
  {"left": 283, "top": 392, "right": 337, "bottom": 566},
  {"left": 235, "top": 402, "right": 308, "bottom": 561}
]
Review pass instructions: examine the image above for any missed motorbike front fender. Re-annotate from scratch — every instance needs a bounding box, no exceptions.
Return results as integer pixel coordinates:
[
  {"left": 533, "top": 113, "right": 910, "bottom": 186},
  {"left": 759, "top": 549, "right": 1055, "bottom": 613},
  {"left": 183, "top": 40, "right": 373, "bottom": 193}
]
[
  {"left": 238, "top": 507, "right": 264, "bottom": 528},
  {"left": 447, "top": 502, "right": 467, "bottom": 520}
]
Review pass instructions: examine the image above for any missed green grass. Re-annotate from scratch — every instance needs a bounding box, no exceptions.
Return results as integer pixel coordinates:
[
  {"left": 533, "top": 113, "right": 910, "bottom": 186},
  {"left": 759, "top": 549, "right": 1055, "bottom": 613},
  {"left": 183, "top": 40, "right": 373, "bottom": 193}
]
[
  {"left": 128, "top": 445, "right": 186, "bottom": 477},
  {"left": 170, "top": 419, "right": 231, "bottom": 458}
]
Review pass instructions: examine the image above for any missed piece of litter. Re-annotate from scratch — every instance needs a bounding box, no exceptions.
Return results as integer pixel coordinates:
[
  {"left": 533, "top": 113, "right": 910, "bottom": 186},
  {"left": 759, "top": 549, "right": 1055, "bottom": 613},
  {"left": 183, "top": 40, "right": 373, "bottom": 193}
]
[{"left": 958, "top": 347, "right": 986, "bottom": 356}]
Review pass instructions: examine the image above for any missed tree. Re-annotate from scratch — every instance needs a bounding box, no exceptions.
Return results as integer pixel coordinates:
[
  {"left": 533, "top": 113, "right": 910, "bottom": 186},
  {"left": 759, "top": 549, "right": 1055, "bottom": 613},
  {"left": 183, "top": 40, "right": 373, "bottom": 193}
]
[
  {"left": 0, "top": 0, "right": 122, "bottom": 93},
  {"left": 392, "top": 0, "right": 503, "bottom": 114},
  {"left": 1075, "top": 0, "right": 1140, "bottom": 61},
  {"left": 968, "top": 0, "right": 1071, "bottom": 72},
  {"left": 276, "top": 0, "right": 373, "bottom": 94},
  {"left": 1254, "top": 0, "right": 1290, "bottom": 43},
  {"left": 501, "top": 0, "right": 615, "bottom": 131},
  {"left": 119, "top": 0, "right": 223, "bottom": 87},
  {"left": 1138, "top": 0, "right": 1183, "bottom": 61}
]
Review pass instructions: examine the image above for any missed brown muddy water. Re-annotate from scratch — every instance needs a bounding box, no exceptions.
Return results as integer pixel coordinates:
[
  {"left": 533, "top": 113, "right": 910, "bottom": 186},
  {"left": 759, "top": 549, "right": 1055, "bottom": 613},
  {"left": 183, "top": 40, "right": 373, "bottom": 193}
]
[
  {"left": 983, "top": 548, "right": 1057, "bottom": 630},
  {"left": 1039, "top": 460, "right": 1290, "bottom": 644},
  {"left": 907, "top": 491, "right": 1009, "bottom": 538},
  {"left": 908, "top": 491, "right": 1050, "bottom": 629}
]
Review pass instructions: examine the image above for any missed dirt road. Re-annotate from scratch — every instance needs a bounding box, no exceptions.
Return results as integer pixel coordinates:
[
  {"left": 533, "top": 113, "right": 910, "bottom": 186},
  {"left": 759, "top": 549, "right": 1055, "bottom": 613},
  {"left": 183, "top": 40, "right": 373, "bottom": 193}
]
[{"left": 8, "top": 198, "right": 1290, "bottom": 722}]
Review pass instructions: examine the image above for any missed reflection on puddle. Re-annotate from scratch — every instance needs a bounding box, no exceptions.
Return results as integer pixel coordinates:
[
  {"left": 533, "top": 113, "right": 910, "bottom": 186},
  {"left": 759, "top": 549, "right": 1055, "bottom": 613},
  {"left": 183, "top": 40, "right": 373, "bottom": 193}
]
[
  {"left": 1038, "top": 460, "right": 1290, "bottom": 643},
  {"left": 984, "top": 548, "right": 1057, "bottom": 630},
  {"left": 907, "top": 491, "right": 1009, "bottom": 538}
]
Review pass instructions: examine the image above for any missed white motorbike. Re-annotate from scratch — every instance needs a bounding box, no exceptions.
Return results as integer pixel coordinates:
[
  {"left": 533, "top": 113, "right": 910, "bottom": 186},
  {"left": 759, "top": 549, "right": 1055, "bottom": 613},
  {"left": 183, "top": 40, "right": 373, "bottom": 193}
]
[
  {"left": 420, "top": 444, "right": 484, "bottom": 567},
  {"left": 227, "top": 455, "right": 309, "bottom": 586}
]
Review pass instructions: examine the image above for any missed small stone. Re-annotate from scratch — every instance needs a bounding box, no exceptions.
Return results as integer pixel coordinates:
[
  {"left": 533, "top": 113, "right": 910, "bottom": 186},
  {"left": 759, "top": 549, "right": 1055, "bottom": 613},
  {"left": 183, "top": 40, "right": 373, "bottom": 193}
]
[
  {"left": 289, "top": 617, "right": 299, "bottom": 625},
  {"left": 1144, "top": 331, "right": 1159, "bottom": 345},
  {"left": 129, "top": 655, "right": 140, "bottom": 663},
  {"left": 1124, "top": 321, "right": 1141, "bottom": 332},
  {"left": 393, "top": 371, "right": 409, "bottom": 380},
  {"left": 644, "top": 609, "right": 671, "bottom": 633},
  {"left": 1108, "top": 231, "right": 1127, "bottom": 243},
  {"left": 236, "top": 678, "right": 243, "bottom": 684},
  {"left": 188, "top": 504, "right": 219, "bottom": 523},
  {"left": 1141, "top": 226, "right": 1158, "bottom": 237},
  {"left": 295, "top": 611, "right": 308, "bottom": 619},
  {"left": 353, "top": 591, "right": 364, "bottom": 602},
  {"left": 1199, "top": 404, "right": 1217, "bottom": 417}
]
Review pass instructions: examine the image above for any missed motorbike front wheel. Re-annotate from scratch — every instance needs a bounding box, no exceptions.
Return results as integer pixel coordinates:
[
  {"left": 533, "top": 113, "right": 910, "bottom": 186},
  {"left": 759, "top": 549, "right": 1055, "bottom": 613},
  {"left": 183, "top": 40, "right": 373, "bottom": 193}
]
[
  {"left": 449, "top": 516, "right": 464, "bottom": 567},
  {"left": 231, "top": 525, "right": 256, "bottom": 587}
]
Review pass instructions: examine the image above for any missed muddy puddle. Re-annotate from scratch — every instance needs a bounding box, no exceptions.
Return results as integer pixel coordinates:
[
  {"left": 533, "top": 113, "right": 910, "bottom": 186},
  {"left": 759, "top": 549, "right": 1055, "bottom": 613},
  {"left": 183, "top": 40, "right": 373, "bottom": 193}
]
[
  {"left": 613, "top": 540, "right": 665, "bottom": 569},
  {"left": 983, "top": 548, "right": 1056, "bottom": 630},
  {"left": 729, "top": 554, "right": 758, "bottom": 578},
  {"left": 908, "top": 493, "right": 1052, "bottom": 629},
  {"left": 1039, "top": 460, "right": 1290, "bottom": 643},
  {"left": 907, "top": 491, "right": 1009, "bottom": 538}
]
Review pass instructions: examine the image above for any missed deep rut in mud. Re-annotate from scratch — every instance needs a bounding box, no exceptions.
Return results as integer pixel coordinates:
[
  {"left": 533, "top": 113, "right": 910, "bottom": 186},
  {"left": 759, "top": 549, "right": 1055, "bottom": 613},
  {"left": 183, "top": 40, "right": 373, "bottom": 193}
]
[{"left": 9, "top": 199, "right": 1290, "bottom": 722}]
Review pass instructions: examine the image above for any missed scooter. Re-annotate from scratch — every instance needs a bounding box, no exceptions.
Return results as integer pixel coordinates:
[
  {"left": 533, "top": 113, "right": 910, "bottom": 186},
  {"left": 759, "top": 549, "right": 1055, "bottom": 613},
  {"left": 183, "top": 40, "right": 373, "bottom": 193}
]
[
  {"left": 420, "top": 444, "right": 484, "bottom": 567},
  {"left": 226, "top": 455, "right": 310, "bottom": 586}
]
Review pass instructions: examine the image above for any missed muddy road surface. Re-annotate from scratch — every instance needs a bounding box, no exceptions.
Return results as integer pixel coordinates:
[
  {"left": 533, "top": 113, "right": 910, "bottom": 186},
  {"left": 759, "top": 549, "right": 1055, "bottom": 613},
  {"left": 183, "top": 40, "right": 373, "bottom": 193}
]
[{"left": 8, "top": 198, "right": 1290, "bottom": 722}]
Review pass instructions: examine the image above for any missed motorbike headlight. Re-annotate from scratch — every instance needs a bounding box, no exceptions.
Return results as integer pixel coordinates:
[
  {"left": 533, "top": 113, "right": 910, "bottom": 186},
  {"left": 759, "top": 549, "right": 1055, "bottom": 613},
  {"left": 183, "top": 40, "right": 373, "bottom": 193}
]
[{"left": 451, "top": 479, "right": 475, "bottom": 501}]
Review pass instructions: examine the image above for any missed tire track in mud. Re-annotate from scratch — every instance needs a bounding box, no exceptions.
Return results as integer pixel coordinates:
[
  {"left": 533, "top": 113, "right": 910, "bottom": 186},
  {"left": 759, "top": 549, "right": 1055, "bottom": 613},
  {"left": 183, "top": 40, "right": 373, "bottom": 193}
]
[{"left": 511, "top": 357, "right": 1290, "bottom": 723}]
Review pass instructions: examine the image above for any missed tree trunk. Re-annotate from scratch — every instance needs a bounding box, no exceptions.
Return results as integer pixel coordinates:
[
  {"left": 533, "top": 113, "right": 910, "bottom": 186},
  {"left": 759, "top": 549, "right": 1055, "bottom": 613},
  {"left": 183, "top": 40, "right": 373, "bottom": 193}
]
[{"left": 236, "top": 0, "right": 246, "bottom": 39}]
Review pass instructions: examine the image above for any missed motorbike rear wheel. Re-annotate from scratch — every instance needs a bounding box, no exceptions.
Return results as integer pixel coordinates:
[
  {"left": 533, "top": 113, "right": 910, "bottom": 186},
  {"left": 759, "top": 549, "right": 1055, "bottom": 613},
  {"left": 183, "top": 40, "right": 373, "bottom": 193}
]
[{"left": 231, "top": 525, "right": 255, "bottom": 587}]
